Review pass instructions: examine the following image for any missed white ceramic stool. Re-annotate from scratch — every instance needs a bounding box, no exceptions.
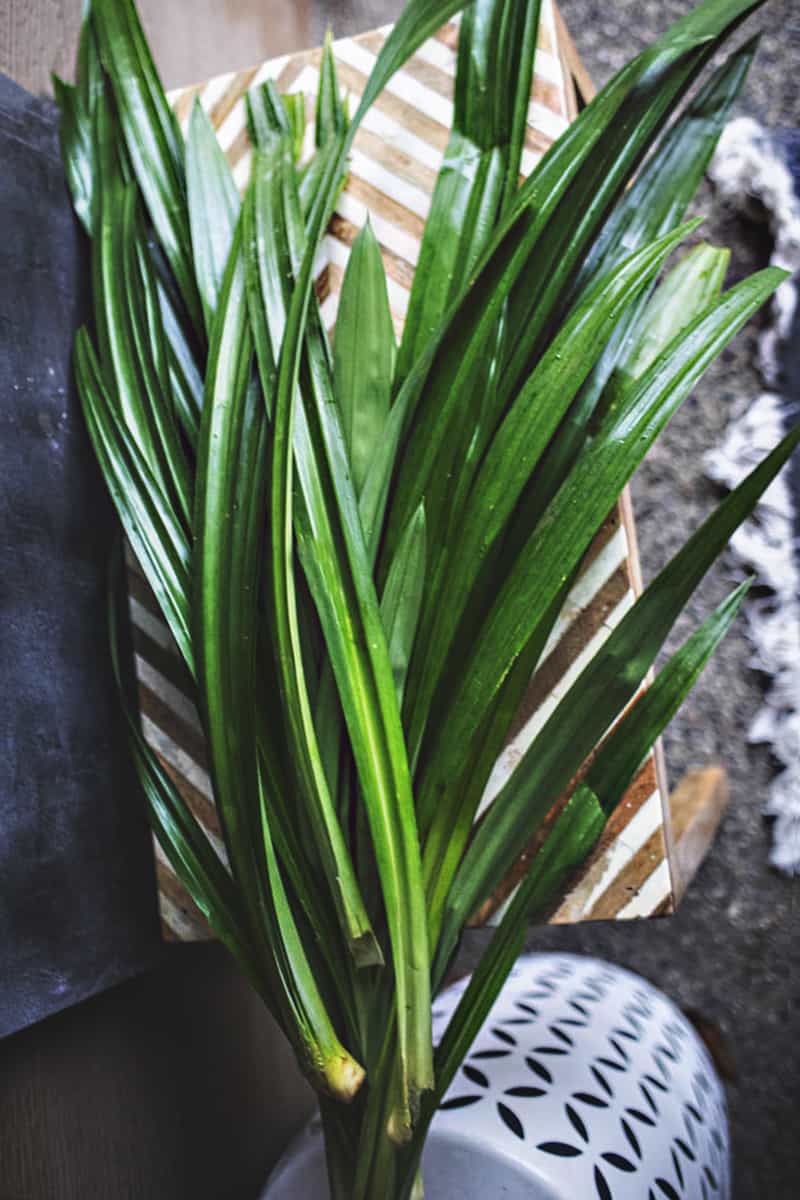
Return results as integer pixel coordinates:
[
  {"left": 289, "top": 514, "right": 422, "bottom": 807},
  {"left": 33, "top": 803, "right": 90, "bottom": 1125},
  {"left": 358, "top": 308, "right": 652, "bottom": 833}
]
[{"left": 264, "top": 953, "right": 731, "bottom": 1199}]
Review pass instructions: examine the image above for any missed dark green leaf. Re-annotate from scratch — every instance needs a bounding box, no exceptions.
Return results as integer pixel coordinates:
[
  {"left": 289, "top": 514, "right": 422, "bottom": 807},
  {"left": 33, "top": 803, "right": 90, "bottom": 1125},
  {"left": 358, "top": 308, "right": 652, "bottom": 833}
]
[
  {"left": 75, "top": 327, "right": 194, "bottom": 673},
  {"left": 380, "top": 503, "right": 427, "bottom": 705},
  {"left": 439, "top": 397, "right": 798, "bottom": 963},
  {"left": 245, "top": 142, "right": 383, "bottom": 972},
  {"left": 92, "top": 0, "right": 203, "bottom": 333},
  {"left": 186, "top": 100, "right": 241, "bottom": 332},
  {"left": 316, "top": 30, "right": 349, "bottom": 148},
  {"left": 586, "top": 580, "right": 751, "bottom": 809},
  {"left": 333, "top": 218, "right": 395, "bottom": 493}
]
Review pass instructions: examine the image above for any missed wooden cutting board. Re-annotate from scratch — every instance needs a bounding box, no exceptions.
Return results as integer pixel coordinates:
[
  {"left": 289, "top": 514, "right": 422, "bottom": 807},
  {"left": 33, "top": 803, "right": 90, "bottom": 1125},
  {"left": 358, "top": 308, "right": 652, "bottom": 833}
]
[{"left": 131, "top": 0, "right": 674, "bottom": 941}]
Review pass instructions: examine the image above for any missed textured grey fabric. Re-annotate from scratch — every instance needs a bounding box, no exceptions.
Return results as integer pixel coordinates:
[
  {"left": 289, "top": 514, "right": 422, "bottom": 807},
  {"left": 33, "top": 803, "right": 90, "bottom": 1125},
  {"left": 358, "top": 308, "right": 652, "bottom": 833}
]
[{"left": 0, "top": 73, "right": 163, "bottom": 1038}]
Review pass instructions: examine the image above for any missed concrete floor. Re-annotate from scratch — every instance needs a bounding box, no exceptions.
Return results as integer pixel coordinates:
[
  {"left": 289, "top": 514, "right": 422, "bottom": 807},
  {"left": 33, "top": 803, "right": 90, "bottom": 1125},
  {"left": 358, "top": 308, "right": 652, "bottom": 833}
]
[{"left": 312, "top": 2, "right": 800, "bottom": 1195}]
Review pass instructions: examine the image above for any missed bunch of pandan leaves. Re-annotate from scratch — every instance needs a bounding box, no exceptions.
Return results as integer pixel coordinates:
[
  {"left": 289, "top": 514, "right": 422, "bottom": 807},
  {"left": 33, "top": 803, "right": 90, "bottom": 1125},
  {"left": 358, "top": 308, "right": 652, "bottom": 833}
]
[{"left": 55, "top": 0, "right": 796, "bottom": 1196}]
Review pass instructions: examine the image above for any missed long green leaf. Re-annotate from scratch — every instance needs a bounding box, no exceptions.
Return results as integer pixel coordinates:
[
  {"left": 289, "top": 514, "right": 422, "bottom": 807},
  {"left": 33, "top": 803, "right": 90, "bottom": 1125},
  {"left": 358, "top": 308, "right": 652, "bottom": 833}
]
[
  {"left": 419, "top": 267, "right": 784, "bottom": 934},
  {"left": 395, "top": 0, "right": 541, "bottom": 385},
  {"left": 536, "top": 40, "right": 756, "bottom": 494},
  {"left": 109, "top": 541, "right": 362, "bottom": 1098},
  {"left": 75, "top": 327, "right": 194, "bottom": 672},
  {"left": 404, "top": 219, "right": 700, "bottom": 763},
  {"left": 494, "top": 243, "right": 730, "bottom": 613},
  {"left": 530, "top": 242, "right": 731, "bottom": 526},
  {"left": 92, "top": 0, "right": 203, "bottom": 333},
  {"left": 586, "top": 579, "right": 751, "bottom": 810},
  {"left": 625, "top": 243, "right": 731, "bottom": 378},
  {"left": 256, "top": 770, "right": 366, "bottom": 1101},
  {"left": 122, "top": 189, "right": 194, "bottom": 529},
  {"left": 53, "top": 9, "right": 103, "bottom": 233},
  {"left": 499, "top": 1, "right": 765, "bottom": 401},
  {"left": 427, "top": 581, "right": 752, "bottom": 1090},
  {"left": 428, "top": 783, "right": 605, "bottom": 1098},
  {"left": 438, "top": 406, "right": 799, "bottom": 968},
  {"left": 186, "top": 100, "right": 241, "bottom": 333},
  {"left": 192, "top": 220, "right": 267, "bottom": 932},
  {"left": 333, "top": 219, "right": 395, "bottom": 494},
  {"left": 383, "top": 1, "right": 765, "bottom": 604},
  {"left": 422, "top": 266, "right": 784, "bottom": 784},
  {"left": 262, "top": 120, "right": 437, "bottom": 1130},
  {"left": 53, "top": 76, "right": 95, "bottom": 234},
  {"left": 380, "top": 504, "right": 427, "bottom": 706},
  {"left": 245, "top": 143, "right": 383, "bottom": 972},
  {"left": 316, "top": 30, "right": 349, "bottom": 148}
]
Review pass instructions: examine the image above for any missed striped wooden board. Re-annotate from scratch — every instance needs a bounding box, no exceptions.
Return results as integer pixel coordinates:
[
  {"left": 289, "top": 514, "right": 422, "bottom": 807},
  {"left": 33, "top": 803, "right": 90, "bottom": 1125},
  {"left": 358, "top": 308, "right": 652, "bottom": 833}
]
[{"left": 136, "top": 0, "right": 674, "bottom": 942}]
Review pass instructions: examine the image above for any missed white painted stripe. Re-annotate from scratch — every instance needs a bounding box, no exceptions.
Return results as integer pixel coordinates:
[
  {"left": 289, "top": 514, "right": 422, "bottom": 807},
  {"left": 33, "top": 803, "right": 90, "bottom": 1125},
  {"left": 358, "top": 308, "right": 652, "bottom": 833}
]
[
  {"left": 199, "top": 71, "right": 236, "bottom": 115},
  {"left": 580, "top": 790, "right": 662, "bottom": 915},
  {"left": 320, "top": 291, "right": 340, "bottom": 333},
  {"left": 529, "top": 100, "right": 569, "bottom": 141},
  {"left": 618, "top": 859, "right": 672, "bottom": 919},
  {"left": 136, "top": 653, "right": 202, "bottom": 733},
  {"left": 349, "top": 148, "right": 432, "bottom": 219},
  {"left": 414, "top": 37, "right": 457, "bottom": 75},
  {"left": 478, "top": 589, "right": 636, "bottom": 817},
  {"left": 521, "top": 146, "right": 547, "bottom": 176},
  {"left": 216, "top": 96, "right": 247, "bottom": 152},
  {"left": 540, "top": 526, "right": 628, "bottom": 659},
  {"left": 157, "top": 887, "right": 205, "bottom": 940},
  {"left": 534, "top": 48, "right": 565, "bottom": 87},
  {"left": 334, "top": 39, "right": 454, "bottom": 130},
  {"left": 301, "top": 117, "right": 317, "bottom": 164},
  {"left": 129, "top": 596, "right": 172, "bottom": 652},
  {"left": 174, "top": 96, "right": 193, "bottom": 138},
  {"left": 410, "top": 39, "right": 564, "bottom": 89},
  {"left": 333, "top": 190, "right": 421, "bottom": 268},
  {"left": 360, "top": 103, "right": 445, "bottom": 174},
  {"left": 251, "top": 56, "right": 288, "bottom": 88},
  {"left": 389, "top": 65, "right": 454, "bottom": 129},
  {"left": 311, "top": 236, "right": 331, "bottom": 280},
  {"left": 141, "top": 713, "right": 213, "bottom": 803},
  {"left": 284, "top": 62, "right": 318, "bottom": 97},
  {"left": 232, "top": 147, "right": 253, "bottom": 192}
]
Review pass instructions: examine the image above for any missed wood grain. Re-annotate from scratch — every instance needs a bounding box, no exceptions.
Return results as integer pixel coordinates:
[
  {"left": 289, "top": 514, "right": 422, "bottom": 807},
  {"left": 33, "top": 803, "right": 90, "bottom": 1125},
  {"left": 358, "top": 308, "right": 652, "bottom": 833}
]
[
  {"left": 0, "top": 945, "right": 314, "bottom": 1199},
  {"left": 669, "top": 766, "right": 730, "bottom": 903}
]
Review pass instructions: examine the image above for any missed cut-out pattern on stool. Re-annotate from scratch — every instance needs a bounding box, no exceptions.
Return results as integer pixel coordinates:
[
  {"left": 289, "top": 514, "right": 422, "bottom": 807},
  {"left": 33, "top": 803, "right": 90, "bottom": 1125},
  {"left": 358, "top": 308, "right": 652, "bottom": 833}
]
[{"left": 433, "top": 954, "right": 731, "bottom": 1200}]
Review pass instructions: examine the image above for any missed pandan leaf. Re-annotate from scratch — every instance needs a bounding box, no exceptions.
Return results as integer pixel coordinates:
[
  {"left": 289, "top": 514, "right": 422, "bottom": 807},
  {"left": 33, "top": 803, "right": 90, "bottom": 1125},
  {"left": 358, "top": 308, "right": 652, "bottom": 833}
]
[
  {"left": 418, "top": 268, "right": 784, "bottom": 838},
  {"left": 438, "top": 410, "right": 799, "bottom": 968},
  {"left": 405, "top": 219, "right": 701, "bottom": 766},
  {"left": 380, "top": 503, "right": 427, "bottom": 706},
  {"left": 316, "top": 31, "right": 349, "bottom": 148},
  {"left": 91, "top": 0, "right": 203, "bottom": 333},
  {"left": 186, "top": 100, "right": 241, "bottom": 332},
  {"left": 395, "top": 0, "right": 542, "bottom": 384},
  {"left": 429, "top": 579, "right": 753, "bottom": 1096},
  {"left": 246, "top": 78, "right": 292, "bottom": 148},
  {"left": 535, "top": 40, "right": 755, "bottom": 512},
  {"left": 245, "top": 142, "right": 383, "bottom": 972},
  {"left": 75, "top": 328, "right": 193, "bottom": 673},
  {"left": 585, "top": 580, "right": 751, "bottom": 811},
  {"left": 333, "top": 219, "right": 395, "bottom": 494}
]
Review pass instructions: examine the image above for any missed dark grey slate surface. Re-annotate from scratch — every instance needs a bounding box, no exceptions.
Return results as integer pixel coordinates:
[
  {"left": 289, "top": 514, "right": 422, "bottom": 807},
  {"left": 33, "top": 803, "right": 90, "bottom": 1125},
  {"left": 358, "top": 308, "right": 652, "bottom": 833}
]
[{"left": 0, "top": 73, "right": 163, "bottom": 1038}]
